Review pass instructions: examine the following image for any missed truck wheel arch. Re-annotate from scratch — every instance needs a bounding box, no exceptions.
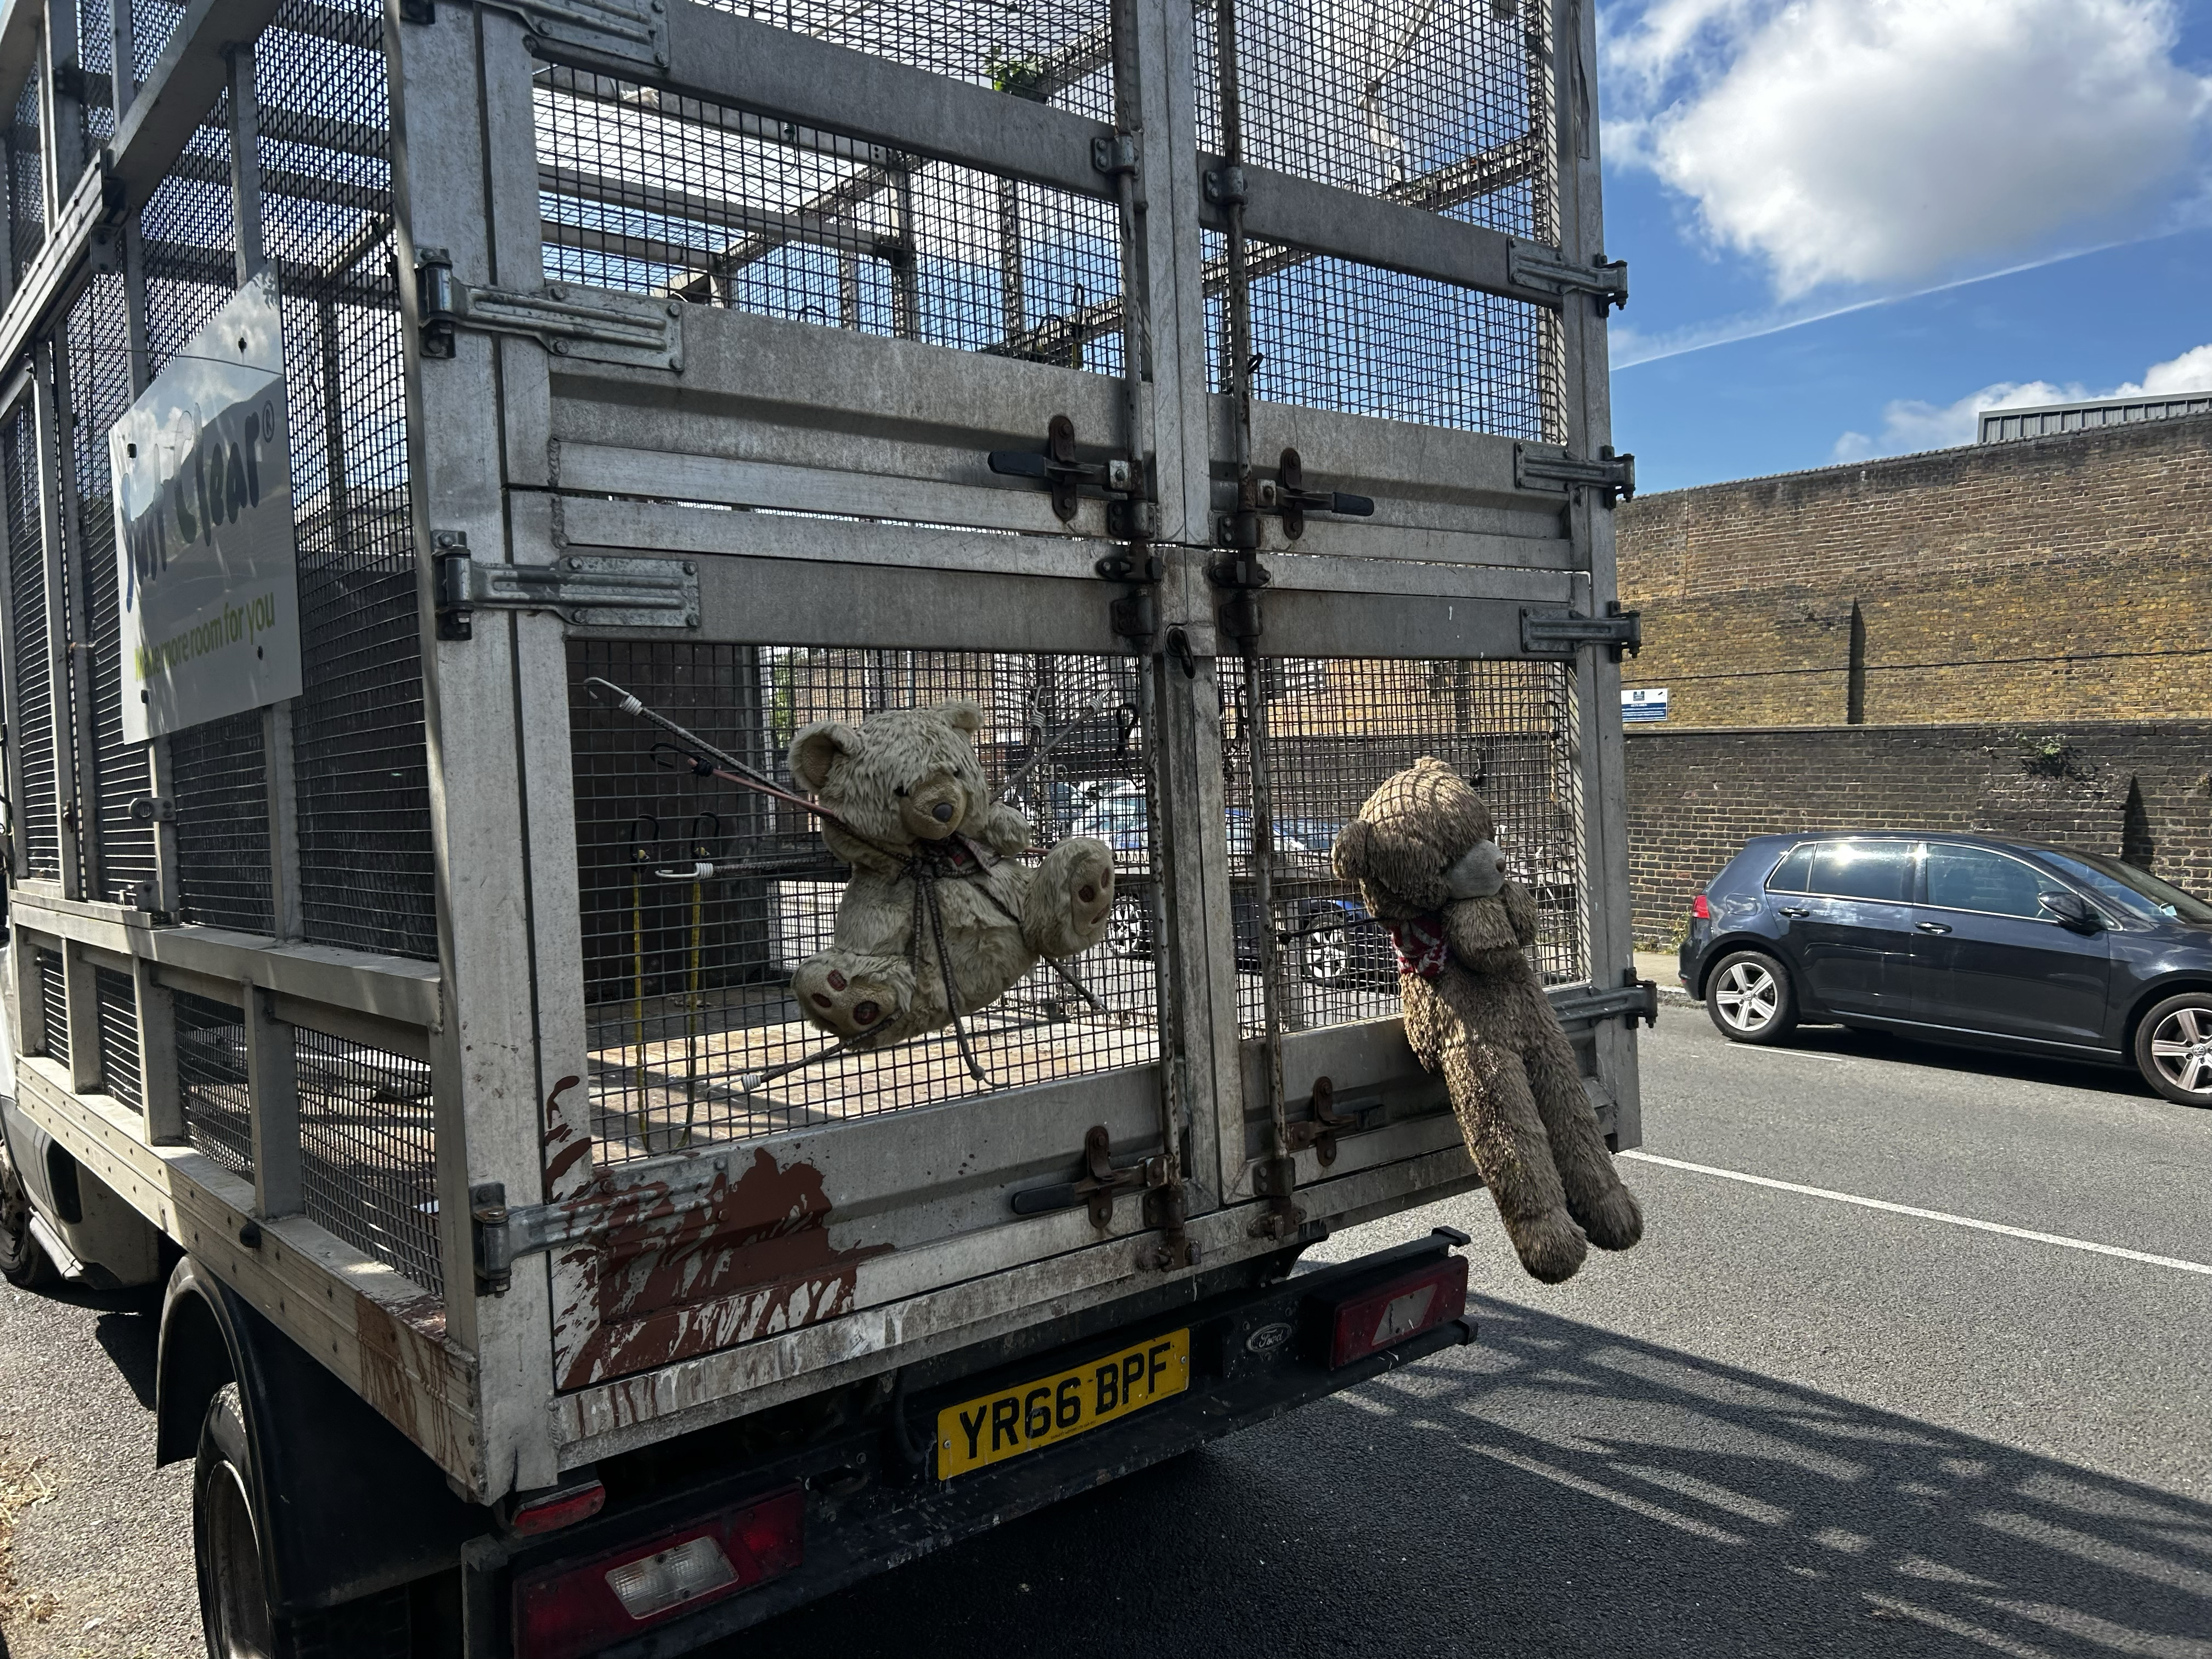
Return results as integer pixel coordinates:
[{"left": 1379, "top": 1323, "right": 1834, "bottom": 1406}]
[{"left": 156, "top": 1255, "right": 490, "bottom": 1615}]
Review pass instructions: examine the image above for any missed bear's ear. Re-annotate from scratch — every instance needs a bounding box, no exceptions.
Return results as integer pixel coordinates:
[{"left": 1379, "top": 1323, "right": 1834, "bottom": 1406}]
[
  {"left": 1331, "top": 817, "right": 1374, "bottom": 882},
  {"left": 934, "top": 698, "right": 986, "bottom": 737},
  {"left": 788, "top": 721, "right": 862, "bottom": 793}
]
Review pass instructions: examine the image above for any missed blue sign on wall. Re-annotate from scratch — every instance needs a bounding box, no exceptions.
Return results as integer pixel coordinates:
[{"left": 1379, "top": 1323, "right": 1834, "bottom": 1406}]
[{"left": 1622, "top": 687, "right": 1669, "bottom": 724}]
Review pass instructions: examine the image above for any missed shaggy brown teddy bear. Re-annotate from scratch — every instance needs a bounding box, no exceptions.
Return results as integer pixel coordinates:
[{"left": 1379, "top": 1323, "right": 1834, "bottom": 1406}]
[
  {"left": 1332, "top": 757, "right": 1642, "bottom": 1282},
  {"left": 786, "top": 699, "right": 1116, "bottom": 1046}
]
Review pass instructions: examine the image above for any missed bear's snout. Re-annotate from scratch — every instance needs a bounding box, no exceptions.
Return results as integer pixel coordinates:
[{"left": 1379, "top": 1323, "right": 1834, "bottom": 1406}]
[{"left": 898, "top": 773, "right": 968, "bottom": 840}]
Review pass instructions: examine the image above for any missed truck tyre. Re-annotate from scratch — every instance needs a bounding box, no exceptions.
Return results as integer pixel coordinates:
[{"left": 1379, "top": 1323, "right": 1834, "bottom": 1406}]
[
  {"left": 196, "top": 1384, "right": 278, "bottom": 1659},
  {"left": 0, "top": 1139, "right": 57, "bottom": 1290},
  {"left": 2134, "top": 992, "right": 2212, "bottom": 1109},
  {"left": 1705, "top": 950, "right": 1798, "bottom": 1045}
]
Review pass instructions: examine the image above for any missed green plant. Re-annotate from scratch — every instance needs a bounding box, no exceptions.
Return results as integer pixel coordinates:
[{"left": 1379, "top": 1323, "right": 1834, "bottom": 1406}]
[
  {"left": 987, "top": 51, "right": 1051, "bottom": 101},
  {"left": 2009, "top": 730, "right": 2076, "bottom": 779}
]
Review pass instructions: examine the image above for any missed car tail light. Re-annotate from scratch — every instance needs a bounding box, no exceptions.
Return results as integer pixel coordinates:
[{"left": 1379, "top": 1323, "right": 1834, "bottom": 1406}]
[
  {"left": 1316, "top": 1254, "right": 1469, "bottom": 1369},
  {"left": 1692, "top": 893, "right": 1710, "bottom": 919},
  {"left": 509, "top": 1480, "right": 606, "bottom": 1538},
  {"left": 512, "top": 1487, "right": 803, "bottom": 1659}
]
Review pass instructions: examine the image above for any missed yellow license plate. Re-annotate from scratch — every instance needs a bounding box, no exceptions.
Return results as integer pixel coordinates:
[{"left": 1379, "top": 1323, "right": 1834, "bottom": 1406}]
[{"left": 936, "top": 1329, "right": 1190, "bottom": 1480}]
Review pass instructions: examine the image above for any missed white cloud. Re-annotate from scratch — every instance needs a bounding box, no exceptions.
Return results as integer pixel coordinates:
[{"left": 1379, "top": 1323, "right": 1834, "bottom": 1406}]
[
  {"left": 1828, "top": 341, "right": 2212, "bottom": 462},
  {"left": 1602, "top": 0, "right": 2212, "bottom": 297}
]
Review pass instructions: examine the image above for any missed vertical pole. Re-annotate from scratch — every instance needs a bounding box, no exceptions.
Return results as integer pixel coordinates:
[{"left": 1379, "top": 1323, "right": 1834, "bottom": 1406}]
[
  {"left": 31, "top": 341, "right": 82, "bottom": 899},
  {"left": 0, "top": 405, "right": 23, "bottom": 882},
  {"left": 386, "top": 0, "right": 563, "bottom": 1495},
  {"left": 228, "top": 46, "right": 265, "bottom": 284},
  {"left": 889, "top": 166, "right": 918, "bottom": 340},
  {"left": 242, "top": 981, "right": 301, "bottom": 1217},
  {"left": 111, "top": 0, "right": 138, "bottom": 121},
  {"left": 61, "top": 942, "right": 99, "bottom": 1092},
  {"left": 117, "top": 208, "right": 178, "bottom": 913},
  {"left": 12, "top": 933, "right": 46, "bottom": 1056},
  {"left": 1549, "top": 0, "right": 1637, "bottom": 1149},
  {"left": 136, "top": 957, "right": 183, "bottom": 1144},
  {"left": 995, "top": 176, "right": 1023, "bottom": 348},
  {"left": 40, "top": 0, "right": 82, "bottom": 222}
]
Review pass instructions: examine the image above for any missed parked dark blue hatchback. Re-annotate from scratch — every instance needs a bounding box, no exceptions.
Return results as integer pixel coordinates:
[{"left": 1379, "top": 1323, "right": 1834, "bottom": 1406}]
[{"left": 1679, "top": 832, "right": 2212, "bottom": 1108}]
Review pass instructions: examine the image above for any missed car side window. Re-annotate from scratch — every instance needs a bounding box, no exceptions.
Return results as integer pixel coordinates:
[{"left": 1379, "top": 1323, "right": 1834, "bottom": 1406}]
[
  {"left": 1806, "top": 840, "right": 1913, "bottom": 902},
  {"left": 1765, "top": 844, "right": 1815, "bottom": 892},
  {"left": 1923, "top": 844, "right": 2069, "bottom": 920}
]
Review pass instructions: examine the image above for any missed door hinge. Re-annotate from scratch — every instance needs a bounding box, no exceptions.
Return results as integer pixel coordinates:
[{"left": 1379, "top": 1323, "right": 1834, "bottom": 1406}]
[
  {"left": 1514, "top": 443, "right": 1635, "bottom": 506},
  {"left": 434, "top": 534, "right": 701, "bottom": 640},
  {"left": 1549, "top": 972, "right": 1660, "bottom": 1029},
  {"left": 416, "top": 250, "right": 682, "bottom": 371},
  {"left": 1507, "top": 241, "right": 1629, "bottom": 314},
  {"left": 1520, "top": 600, "right": 1641, "bottom": 661},
  {"left": 403, "top": 0, "right": 668, "bottom": 70}
]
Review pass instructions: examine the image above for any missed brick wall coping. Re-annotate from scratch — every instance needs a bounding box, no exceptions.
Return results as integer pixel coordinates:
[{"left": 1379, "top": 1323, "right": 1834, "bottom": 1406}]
[
  {"left": 1624, "top": 718, "right": 2212, "bottom": 739},
  {"left": 1623, "top": 409, "right": 2212, "bottom": 505}
]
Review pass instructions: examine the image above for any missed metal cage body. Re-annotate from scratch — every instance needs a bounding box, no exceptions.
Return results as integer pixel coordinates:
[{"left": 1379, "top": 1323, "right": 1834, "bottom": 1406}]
[{"left": 0, "top": 0, "right": 1638, "bottom": 1502}]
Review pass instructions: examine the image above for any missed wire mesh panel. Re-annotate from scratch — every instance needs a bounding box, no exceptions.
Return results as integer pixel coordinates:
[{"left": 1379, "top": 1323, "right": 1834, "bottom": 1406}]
[
  {"left": 79, "top": 0, "right": 117, "bottom": 155},
  {"left": 695, "top": 0, "right": 1113, "bottom": 119},
  {"left": 131, "top": 0, "right": 185, "bottom": 87},
  {"left": 569, "top": 640, "right": 1159, "bottom": 1167},
  {"left": 537, "top": 71, "right": 1122, "bottom": 377},
  {"left": 176, "top": 990, "right": 253, "bottom": 1176},
  {"left": 1195, "top": 0, "right": 1554, "bottom": 237},
  {"left": 94, "top": 964, "right": 140, "bottom": 1108},
  {"left": 1221, "top": 657, "right": 1585, "bottom": 1035},
  {"left": 1209, "top": 237, "right": 1556, "bottom": 437},
  {"left": 5, "top": 407, "right": 60, "bottom": 882},
  {"left": 295, "top": 1025, "right": 440, "bottom": 1295},
  {"left": 35, "top": 950, "right": 66, "bottom": 1063},
  {"left": 67, "top": 274, "right": 159, "bottom": 905},
  {"left": 139, "top": 95, "right": 238, "bottom": 377},
  {"left": 259, "top": 0, "right": 436, "bottom": 961},
  {"left": 171, "top": 710, "right": 275, "bottom": 930},
  {"left": 8, "top": 72, "right": 41, "bottom": 286}
]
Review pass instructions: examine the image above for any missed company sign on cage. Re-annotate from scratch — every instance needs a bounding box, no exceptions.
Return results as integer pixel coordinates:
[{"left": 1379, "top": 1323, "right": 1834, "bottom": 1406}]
[{"left": 110, "top": 272, "right": 302, "bottom": 743}]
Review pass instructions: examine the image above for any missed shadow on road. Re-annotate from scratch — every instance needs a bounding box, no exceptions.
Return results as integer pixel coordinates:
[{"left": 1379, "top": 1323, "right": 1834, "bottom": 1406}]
[
  {"left": 730, "top": 1297, "right": 2211, "bottom": 1658},
  {"left": 1774, "top": 1023, "right": 2156, "bottom": 1102}
]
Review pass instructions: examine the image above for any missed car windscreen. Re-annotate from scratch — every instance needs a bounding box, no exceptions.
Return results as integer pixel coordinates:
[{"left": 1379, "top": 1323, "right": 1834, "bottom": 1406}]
[
  {"left": 1806, "top": 840, "right": 1913, "bottom": 902},
  {"left": 2034, "top": 850, "right": 2212, "bottom": 924}
]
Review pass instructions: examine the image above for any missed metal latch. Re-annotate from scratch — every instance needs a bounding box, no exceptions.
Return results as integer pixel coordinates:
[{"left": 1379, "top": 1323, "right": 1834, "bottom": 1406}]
[
  {"left": 128, "top": 796, "right": 175, "bottom": 823},
  {"left": 1009, "top": 1125, "right": 1168, "bottom": 1229},
  {"left": 1262, "top": 448, "right": 1374, "bottom": 540},
  {"left": 1549, "top": 973, "right": 1660, "bottom": 1029},
  {"left": 416, "top": 249, "right": 682, "bottom": 370},
  {"left": 1520, "top": 601, "right": 1641, "bottom": 662},
  {"left": 400, "top": 0, "right": 667, "bottom": 70},
  {"left": 987, "top": 414, "right": 1149, "bottom": 532},
  {"left": 1281, "top": 1074, "right": 1356, "bottom": 1167},
  {"left": 435, "top": 533, "right": 701, "bottom": 640},
  {"left": 1506, "top": 240, "right": 1629, "bottom": 314},
  {"left": 1514, "top": 443, "right": 1635, "bottom": 506}
]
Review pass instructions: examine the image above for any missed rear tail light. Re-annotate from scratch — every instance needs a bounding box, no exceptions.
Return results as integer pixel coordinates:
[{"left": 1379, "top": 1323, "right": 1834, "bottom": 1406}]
[
  {"left": 1314, "top": 1254, "right": 1469, "bottom": 1369},
  {"left": 1692, "top": 893, "right": 1710, "bottom": 920},
  {"left": 508, "top": 1479, "right": 606, "bottom": 1538},
  {"left": 512, "top": 1487, "right": 803, "bottom": 1659}
]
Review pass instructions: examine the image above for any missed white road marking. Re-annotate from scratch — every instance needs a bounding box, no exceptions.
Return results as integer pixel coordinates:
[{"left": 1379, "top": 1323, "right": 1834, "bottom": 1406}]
[{"left": 1620, "top": 1151, "right": 2212, "bottom": 1277}]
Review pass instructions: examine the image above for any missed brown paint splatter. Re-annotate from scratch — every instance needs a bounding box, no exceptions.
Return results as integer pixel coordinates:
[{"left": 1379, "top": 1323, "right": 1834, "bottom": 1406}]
[
  {"left": 557, "top": 1148, "right": 889, "bottom": 1390},
  {"left": 546, "top": 1137, "right": 594, "bottom": 1186}
]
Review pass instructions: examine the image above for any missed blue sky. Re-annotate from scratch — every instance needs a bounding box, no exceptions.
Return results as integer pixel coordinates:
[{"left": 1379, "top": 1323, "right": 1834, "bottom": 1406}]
[{"left": 1596, "top": 0, "right": 2212, "bottom": 492}]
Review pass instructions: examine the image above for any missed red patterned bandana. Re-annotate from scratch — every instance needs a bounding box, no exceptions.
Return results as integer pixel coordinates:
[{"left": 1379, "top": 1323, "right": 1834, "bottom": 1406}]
[{"left": 1385, "top": 914, "right": 1449, "bottom": 979}]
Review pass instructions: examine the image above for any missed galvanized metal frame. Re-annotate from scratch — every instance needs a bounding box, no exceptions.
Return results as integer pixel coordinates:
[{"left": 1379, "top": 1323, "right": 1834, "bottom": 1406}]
[{"left": 0, "top": 0, "right": 1638, "bottom": 1503}]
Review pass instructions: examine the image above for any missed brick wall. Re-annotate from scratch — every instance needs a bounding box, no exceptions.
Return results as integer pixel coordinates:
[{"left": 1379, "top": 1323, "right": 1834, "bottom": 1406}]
[
  {"left": 1624, "top": 722, "right": 2212, "bottom": 947},
  {"left": 1616, "top": 414, "right": 2212, "bottom": 727}
]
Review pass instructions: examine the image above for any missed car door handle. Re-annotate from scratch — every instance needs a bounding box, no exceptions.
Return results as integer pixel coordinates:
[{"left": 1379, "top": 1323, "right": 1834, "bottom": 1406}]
[
  {"left": 1915, "top": 921, "right": 1952, "bottom": 934},
  {"left": 1777, "top": 906, "right": 1810, "bottom": 918}
]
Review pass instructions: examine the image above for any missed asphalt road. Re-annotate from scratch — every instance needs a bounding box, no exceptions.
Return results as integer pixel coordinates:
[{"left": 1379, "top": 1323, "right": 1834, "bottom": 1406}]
[{"left": 4, "top": 1007, "right": 2209, "bottom": 1659}]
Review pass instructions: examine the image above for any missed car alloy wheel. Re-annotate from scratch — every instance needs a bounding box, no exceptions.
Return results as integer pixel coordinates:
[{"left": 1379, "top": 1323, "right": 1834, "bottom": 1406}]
[
  {"left": 2138, "top": 994, "right": 2212, "bottom": 1108},
  {"left": 1304, "top": 924, "right": 1351, "bottom": 987},
  {"left": 1713, "top": 960, "right": 1779, "bottom": 1032},
  {"left": 1704, "top": 949, "right": 1797, "bottom": 1045},
  {"left": 1105, "top": 893, "right": 1150, "bottom": 960}
]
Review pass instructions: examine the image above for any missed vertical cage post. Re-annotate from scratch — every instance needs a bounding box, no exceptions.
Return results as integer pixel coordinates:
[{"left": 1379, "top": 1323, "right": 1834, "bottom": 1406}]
[
  {"left": 243, "top": 981, "right": 302, "bottom": 1217},
  {"left": 38, "top": 0, "right": 82, "bottom": 222},
  {"left": 1548, "top": 0, "right": 1635, "bottom": 1143},
  {"left": 135, "top": 957, "right": 183, "bottom": 1143},
  {"left": 386, "top": 0, "right": 566, "bottom": 1493},
  {"left": 31, "top": 340, "right": 83, "bottom": 896},
  {"left": 61, "top": 941, "right": 101, "bottom": 1093},
  {"left": 0, "top": 389, "right": 22, "bottom": 878}
]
